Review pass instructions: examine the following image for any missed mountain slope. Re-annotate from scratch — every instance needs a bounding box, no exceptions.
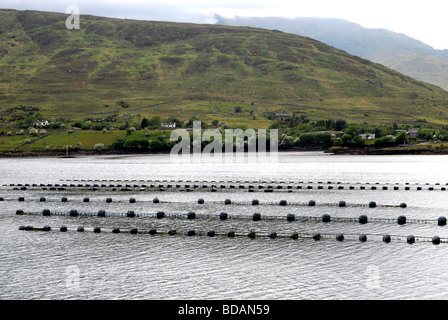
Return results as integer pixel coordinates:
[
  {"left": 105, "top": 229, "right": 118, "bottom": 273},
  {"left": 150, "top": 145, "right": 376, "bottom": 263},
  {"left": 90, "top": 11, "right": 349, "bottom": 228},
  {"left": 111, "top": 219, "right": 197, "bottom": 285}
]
[
  {"left": 216, "top": 15, "right": 448, "bottom": 90},
  {"left": 0, "top": 9, "right": 448, "bottom": 126}
]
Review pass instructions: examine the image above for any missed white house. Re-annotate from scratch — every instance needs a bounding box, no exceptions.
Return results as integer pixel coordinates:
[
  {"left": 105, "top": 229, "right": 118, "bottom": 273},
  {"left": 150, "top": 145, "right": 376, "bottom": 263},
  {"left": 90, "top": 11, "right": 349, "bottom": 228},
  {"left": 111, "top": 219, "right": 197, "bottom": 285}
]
[
  {"left": 359, "top": 133, "right": 376, "bottom": 140},
  {"left": 35, "top": 120, "right": 49, "bottom": 127},
  {"left": 162, "top": 122, "right": 176, "bottom": 128}
]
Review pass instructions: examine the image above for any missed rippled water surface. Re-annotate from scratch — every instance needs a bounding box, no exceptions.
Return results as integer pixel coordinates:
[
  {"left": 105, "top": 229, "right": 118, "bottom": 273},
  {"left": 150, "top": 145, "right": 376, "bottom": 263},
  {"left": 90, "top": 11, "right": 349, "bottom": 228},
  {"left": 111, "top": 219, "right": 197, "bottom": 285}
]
[{"left": 2, "top": 152, "right": 448, "bottom": 300}]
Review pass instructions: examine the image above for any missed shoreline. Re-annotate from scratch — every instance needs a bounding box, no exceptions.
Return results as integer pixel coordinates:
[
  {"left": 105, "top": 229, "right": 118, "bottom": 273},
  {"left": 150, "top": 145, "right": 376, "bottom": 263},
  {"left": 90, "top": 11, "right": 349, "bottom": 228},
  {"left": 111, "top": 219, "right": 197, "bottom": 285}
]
[{"left": 2, "top": 146, "right": 448, "bottom": 158}]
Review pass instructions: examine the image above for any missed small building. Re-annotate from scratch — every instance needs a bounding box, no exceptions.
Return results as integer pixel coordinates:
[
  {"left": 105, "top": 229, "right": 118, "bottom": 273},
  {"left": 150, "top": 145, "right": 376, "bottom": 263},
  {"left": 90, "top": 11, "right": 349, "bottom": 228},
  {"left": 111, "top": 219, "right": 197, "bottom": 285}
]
[
  {"left": 161, "top": 122, "right": 176, "bottom": 128},
  {"left": 35, "top": 120, "right": 49, "bottom": 127},
  {"left": 275, "top": 113, "right": 293, "bottom": 118},
  {"left": 359, "top": 133, "right": 376, "bottom": 140}
]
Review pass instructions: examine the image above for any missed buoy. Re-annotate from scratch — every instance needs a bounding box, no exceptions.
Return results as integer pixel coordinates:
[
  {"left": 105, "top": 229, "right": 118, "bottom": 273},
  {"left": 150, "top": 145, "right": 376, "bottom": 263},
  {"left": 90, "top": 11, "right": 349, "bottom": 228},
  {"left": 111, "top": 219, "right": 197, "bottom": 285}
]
[
  {"left": 383, "top": 186, "right": 388, "bottom": 190},
  {"left": 394, "top": 186, "right": 399, "bottom": 190},
  {"left": 227, "top": 231, "right": 235, "bottom": 238},
  {"left": 224, "top": 199, "right": 231, "bottom": 205},
  {"left": 129, "top": 198, "right": 136, "bottom": 203},
  {"left": 336, "top": 233, "right": 344, "bottom": 241},
  {"left": 69, "top": 209, "right": 78, "bottom": 217},
  {"left": 130, "top": 228, "right": 138, "bottom": 234},
  {"left": 313, "top": 233, "right": 321, "bottom": 241},
  {"left": 397, "top": 216, "right": 407, "bottom": 225},
  {"left": 253, "top": 213, "right": 262, "bottom": 221},
  {"left": 322, "top": 214, "right": 331, "bottom": 223},
  {"left": 43, "top": 225, "right": 51, "bottom": 232},
  {"left": 18, "top": 197, "right": 24, "bottom": 201},
  {"left": 407, "top": 235, "right": 415, "bottom": 244},
  {"left": 40, "top": 197, "right": 46, "bottom": 202},
  {"left": 106, "top": 198, "right": 113, "bottom": 203},
  {"left": 126, "top": 210, "right": 135, "bottom": 218},
  {"left": 77, "top": 226, "right": 84, "bottom": 232},
  {"left": 83, "top": 197, "right": 89, "bottom": 202},
  {"left": 269, "top": 232, "right": 277, "bottom": 239},
  {"left": 383, "top": 234, "right": 391, "bottom": 243},
  {"left": 432, "top": 236, "right": 441, "bottom": 245},
  {"left": 168, "top": 229, "right": 177, "bottom": 236},
  {"left": 25, "top": 225, "right": 33, "bottom": 231},
  {"left": 291, "top": 232, "right": 299, "bottom": 240},
  {"left": 219, "top": 212, "right": 228, "bottom": 221},
  {"left": 252, "top": 199, "right": 259, "bottom": 205},
  {"left": 187, "top": 230, "right": 196, "bottom": 236},
  {"left": 308, "top": 200, "right": 316, "bottom": 206},
  {"left": 198, "top": 198, "right": 204, "bottom": 204},
  {"left": 42, "top": 209, "right": 51, "bottom": 216},
  {"left": 60, "top": 226, "right": 68, "bottom": 232},
  {"left": 279, "top": 200, "right": 287, "bottom": 206},
  {"left": 187, "top": 212, "right": 196, "bottom": 220},
  {"left": 207, "top": 230, "right": 216, "bottom": 237},
  {"left": 400, "top": 203, "right": 407, "bottom": 208},
  {"left": 98, "top": 210, "right": 106, "bottom": 217},
  {"left": 61, "top": 197, "right": 68, "bottom": 202},
  {"left": 359, "top": 215, "right": 368, "bottom": 224},
  {"left": 438, "top": 216, "right": 447, "bottom": 226},
  {"left": 286, "top": 214, "right": 296, "bottom": 222},
  {"left": 112, "top": 227, "right": 120, "bottom": 234},
  {"left": 149, "top": 228, "right": 157, "bottom": 235},
  {"left": 359, "top": 234, "right": 367, "bottom": 242},
  {"left": 156, "top": 211, "right": 165, "bottom": 219},
  {"left": 248, "top": 231, "right": 256, "bottom": 239},
  {"left": 369, "top": 201, "right": 377, "bottom": 208},
  {"left": 338, "top": 201, "right": 346, "bottom": 207}
]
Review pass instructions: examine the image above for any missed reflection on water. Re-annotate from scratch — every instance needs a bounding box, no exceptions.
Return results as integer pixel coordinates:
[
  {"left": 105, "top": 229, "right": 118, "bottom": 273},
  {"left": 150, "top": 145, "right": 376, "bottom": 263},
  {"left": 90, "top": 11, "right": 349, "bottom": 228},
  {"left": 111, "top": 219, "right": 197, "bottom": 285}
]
[{"left": 1, "top": 152, "right": 448, "bottom": 300}]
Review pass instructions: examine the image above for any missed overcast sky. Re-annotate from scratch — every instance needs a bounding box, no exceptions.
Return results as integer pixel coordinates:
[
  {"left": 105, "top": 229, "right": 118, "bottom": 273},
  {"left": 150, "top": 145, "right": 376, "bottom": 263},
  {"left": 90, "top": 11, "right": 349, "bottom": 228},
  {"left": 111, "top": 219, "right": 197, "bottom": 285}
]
[{"left": 3, "top": 0, "right": 448, "bottom": 49}]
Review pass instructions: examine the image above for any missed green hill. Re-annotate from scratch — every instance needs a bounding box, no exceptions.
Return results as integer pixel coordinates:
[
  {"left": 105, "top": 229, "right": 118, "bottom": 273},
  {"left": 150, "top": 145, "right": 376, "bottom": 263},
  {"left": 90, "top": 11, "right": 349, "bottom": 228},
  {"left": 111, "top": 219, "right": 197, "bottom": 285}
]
[{"left": 1, "top": 9, "right": 448, "bottom": 127}]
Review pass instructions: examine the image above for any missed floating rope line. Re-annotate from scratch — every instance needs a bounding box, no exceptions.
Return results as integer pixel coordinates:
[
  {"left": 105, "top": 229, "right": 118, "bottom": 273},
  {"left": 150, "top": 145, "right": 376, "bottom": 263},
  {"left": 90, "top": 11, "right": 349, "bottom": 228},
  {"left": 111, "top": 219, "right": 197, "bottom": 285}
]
[
  {"left": 17, "top": 225, "right": 446, "bottom": 245},
  {"left": 2, "top": 197, "right": 408, "bottom": 208},
  {"left": 15, "top": 209, "right": 448, "bottom": 226}
]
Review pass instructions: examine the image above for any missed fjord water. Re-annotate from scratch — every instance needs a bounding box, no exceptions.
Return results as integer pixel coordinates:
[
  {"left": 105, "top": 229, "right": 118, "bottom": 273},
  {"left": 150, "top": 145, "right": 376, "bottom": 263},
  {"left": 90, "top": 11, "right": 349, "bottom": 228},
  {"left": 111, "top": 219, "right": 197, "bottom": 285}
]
[{"left": 1, "top": 152, "right": 448, "bottom": 300}]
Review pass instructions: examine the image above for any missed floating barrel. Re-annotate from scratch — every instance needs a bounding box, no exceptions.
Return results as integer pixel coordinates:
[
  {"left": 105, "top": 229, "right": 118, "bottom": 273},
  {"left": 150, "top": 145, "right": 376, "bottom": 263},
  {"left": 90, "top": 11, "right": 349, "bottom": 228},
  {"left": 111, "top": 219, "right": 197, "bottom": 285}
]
[
  {"left": 149, "top": 228, "right": 157, "bottom": 235},
  {"left": 43, "top": 225, "right": 51, "bottom": 232},
  {"left": 77, "top": 226, "right": 84, "bottom": 232},
  {"left": 371, "top": 186, "right": 377, "bottom": 190},
  {"left": 83, "top": 197, "right": 89, "bottom": 202},
  {"left": 25, "top": 225, "right": 33, "bottom": 231},
  {"left": 336, "top": 233, "right": 344, "bottom": 241},
  {"left": 252, "top": 199, "right": 259, "bottom": 206},
  {"left": 211, "top": 188, "right": 217, "bottom": 192},
  {"left": 61, "top": 197, "right": 68, "bottom": 202},
  {"left": 187, "top": 230, "right": 196, "bottom": 236},
  {"left": 318, "top": 186, "right": 323, "bottom": 189},
  {"left": 382, "top": 186, "right": 388, "bottom": 190},
  {"left": 417, "top": 187, "right": 422, "bottom": 190},
  {"left": 407, "top": 235, "right": 415, "bottom": 244},
  {"left": 40, "top": 197, "right": 46, "bottom": 202},
  {"left": 338, "top": 201, "right": 346, "bottom": 207},
  {"left": 0, "top": 197, "right": 3, "bottom": 201},
  {"left": 224, "top": 199, "right": 231, "bottom": 205},
  {"left": 42, "top": 209, "right": 51, "bottom": 216},
  {"left": 156, "top": 211, "right": 165, "bottom": 219},
  {"left": 438, "top": 216, "right": 447, "bottom": 226},
  {"left": 60, "top": 226, "right": 68, "bottom": 232},
  {"left": 197, "top": 198, "right": 204, "bottom": 204},
  {"left": 322, "top": 214, "right": 331, "bottom": 223},
  {"left": 432, "top": 236, "right": 441, "bottom": 245},
  {"left": 359, "top": 234, "right": 367, "bottom": 242},
  {"left": 360, "top": 186, "right": 365, "bottom": 190},
  {"left": 369, "top": 201, "right": 377, "bottom": 208},
  {"left": 248, "top": 231, "right": 256, "bottom": 239},
  {"left": 286, "top": 214, "right": 296, "bottom": 222},
  {"left": 18, "top": 197, "right": 24, "bottom": 202},
  {"left": 383, "top": 234, "right": 391, "bottom": 243},
  {"left": 219, "top": 212, "right": 228, "bottom": 221},
  {"left": 328, "top": 186, "right": 333, "bottom": 189},
  {"left": 168, "top": 229, "right": 177, "bottom": 236},
  {"left": 69, "top": 209, "right": 78, "bottom": 217},
  {"left": 313, "top": 233, "right": 322, "bottom": 241},
  {"left": 269, "top": 232, "right": 277, "bottom": 239},
  {"left": 227, "top": 231, "right": 235, "bottom": 238},
  {"left": 94, "top": 227, "right": 101, "bottom": 233},
  {"left": 400, "top": 203, "right": 407, "bottom": 208},
  {"left": 359, "top": 215, "right": 368, "bottom": 224},
  {"left": 106, "top": 198, "right": 113, "bottom": 203},
  {"left": 279, "top": 200, "right": 287, "bottom": 206},
  {"left": 307, "top": 186, "right": 313, "bottom": 189},
  {"left": 429, "top": 187, "right": 434, "bottom": 191},
  {"left": 338, "top": 186, "right": 344, "bottom": 190},
  {"left": 130, "top": 228, "right": 138, "bottom": 234},
  {"left": 126, "top": 210, "right": 135, "bottom": 218},
  {"left": 308, "top": 200, "right": 316, "bottom": 207},
  {"left": 397, "top": 216, "right": 407, "bottom": 225},
  {"left": 187, "top": 212, "right": 196, "bottom": 220},
  {"left": 97, "top": 210, "right": 106, "bottom": 217},
  {"left": 394, "top": 186, "right": 399, "bottom": 190},
  {"left": 291, "top": 232, "right": 299, "bottom": 240},
  {"left": 207, "top": 230, "right": 216, "bottom": 237},
  {"left": 405, "top": 187, "right": 410, "bottom": 190},
  {"left": 112, "top": 227, "right": 120, "bottom": 234},
  {"left": 253, "top": 213, "right": 262, "bottom": 221},
  {"left": 129, "top": 198, "right": 136, "bottom": 203}
]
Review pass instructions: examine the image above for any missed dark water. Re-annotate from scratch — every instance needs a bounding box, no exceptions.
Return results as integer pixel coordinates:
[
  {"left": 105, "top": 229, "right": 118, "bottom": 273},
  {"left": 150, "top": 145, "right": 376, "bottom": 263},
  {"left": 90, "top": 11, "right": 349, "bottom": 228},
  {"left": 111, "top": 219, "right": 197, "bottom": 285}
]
[{"left": 1, "top": 152, "right": 448, "bottom": 300}]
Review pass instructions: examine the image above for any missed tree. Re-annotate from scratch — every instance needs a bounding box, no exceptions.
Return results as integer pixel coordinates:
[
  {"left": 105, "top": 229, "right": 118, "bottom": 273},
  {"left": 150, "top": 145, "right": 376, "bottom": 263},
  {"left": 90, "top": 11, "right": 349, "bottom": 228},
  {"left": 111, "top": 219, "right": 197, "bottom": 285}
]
[
  {"left": 149, "top": 116, "right": 161, "bottom": 127},
  {"left": 141, "top": 118, "right": 149, "bottom": 129},
  {"left": 211, "top": 119, "right": 219, "bottom": 126},
  {"left": 395, "top": 132, "right": 408, "bottom": 145},
  {"left": 234, "top": 106, "right": 243, "bottom": 113}
]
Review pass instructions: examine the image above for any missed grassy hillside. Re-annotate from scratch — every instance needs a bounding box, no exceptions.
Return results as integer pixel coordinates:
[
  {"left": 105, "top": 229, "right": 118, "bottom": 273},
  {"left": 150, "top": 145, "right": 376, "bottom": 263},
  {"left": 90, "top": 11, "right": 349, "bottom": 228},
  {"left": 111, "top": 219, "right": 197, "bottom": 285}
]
[
  {"left": 217, "top": 15, "right": 448, "bottom": 91},
  {"left": 0, "top": 9, "right": 448, "bottom": 130}
]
